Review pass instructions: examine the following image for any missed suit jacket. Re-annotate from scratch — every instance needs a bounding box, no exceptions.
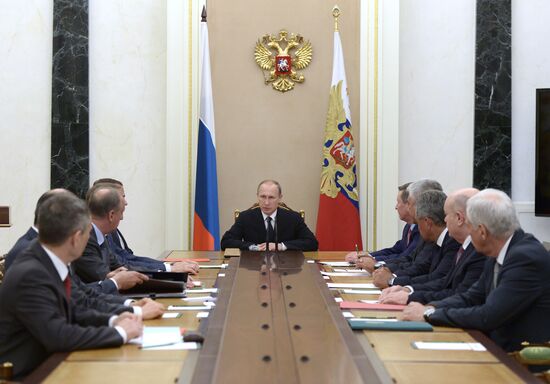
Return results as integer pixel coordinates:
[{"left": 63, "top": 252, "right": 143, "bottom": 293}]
[
  {"left": 392, "top": 232, "right": 461, "bottom": 286},
  {"left": 428, "top": 230, "right": 550, "bottom": 352},
  {"left": 5, "top": 227, "right": 37, "bottom": 270},
  {"left": 408, "top": 243, "right": 486, "bottom": 304},
  {"left": 73, "top": 228, "right": 124, "bottom": 283},
  {"left": 371, "top": 224, "right": 420, "bottom": 262},
  {"left": 0, "top": 241, "right": 123, "bottom": 379},
  {"left": 5, "top": 227, "right": 119, "bottom": 295},
  {"left": 107, "top": 229, "right": 167, "bottom": 271},
  {"left": 220, "top": 208, "right": 318, "bottom": 251}
]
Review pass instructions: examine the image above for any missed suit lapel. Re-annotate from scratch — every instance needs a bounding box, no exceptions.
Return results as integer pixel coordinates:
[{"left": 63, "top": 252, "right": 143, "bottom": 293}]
[{"left": 32, "top": 241, "right": 71, "bottom": 320}]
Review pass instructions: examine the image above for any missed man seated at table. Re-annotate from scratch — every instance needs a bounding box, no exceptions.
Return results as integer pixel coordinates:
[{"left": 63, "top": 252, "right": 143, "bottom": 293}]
[
  {"left": 401, "top": 189, "right": 550, "bottom": 352},
  {"left": 4, "top": 189, "right": 165, "bottom": 319},
  {"left": 220, "top": 179, "right": 318, "bottom": 251},
  {"left": 344, "top": 182, "right": 419, "bottom": 265},
  {"left": 0, "top": 192, "right": 143, "bottom": 379},
  {"left": 372, "top": 189, "right": 461, "bottom": 289},
  {"left": 354, "top": 179, "right": 443, "bottom": 273},
  {"left": 92, "top": 178, "right": 199, "bottom": 275},
  {"left": 379, "top": 188, "right": 485, "bottom": 304}
]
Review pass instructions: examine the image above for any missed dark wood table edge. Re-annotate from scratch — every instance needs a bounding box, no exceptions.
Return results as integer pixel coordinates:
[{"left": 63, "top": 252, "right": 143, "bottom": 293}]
[
  {"left": 184, "top": 256, "right": 240, "bottom": 383},
  {"left": 22, "top": 352, "right": 69, "bottom": 383},
  {"left": 308, "top": 263, "right": 394, "bottom": 384},
  {"left": 468, "top": 330, "right": 541, "bottom": 383}
]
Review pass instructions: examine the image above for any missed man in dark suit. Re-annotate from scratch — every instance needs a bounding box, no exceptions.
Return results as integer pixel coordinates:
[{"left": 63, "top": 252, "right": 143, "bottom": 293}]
[
  {"left": 5, "top": 189, "right": 165, "bottom": 318},
  {"left": 92, "top": 178, "right": 199, "bottom": 274},
  {"left": 380, "top": 188, "right": 485, "bottom": 304},
  {"left": 402, "top": 189, "right": 550, "bottom": 352},
  {"left": 0, "top": 192, "right": 142, "bottom": 379},
  {"left": 345, "top": 182, "right": 420, "bottom": 267},
  {"left": 72, "top": 184, "right": 149, "bottom": 288},
  {"left": 220, "top": 180, "right": 318, "bottom": 251},
  {"left": 372, "top": 190, "right": 461, "bottom": 288}
]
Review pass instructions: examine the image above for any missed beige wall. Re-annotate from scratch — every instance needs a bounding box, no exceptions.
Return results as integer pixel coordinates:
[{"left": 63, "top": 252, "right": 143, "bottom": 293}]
[{"left": 208, "top": 0, "right": 360, "bottom": 237}]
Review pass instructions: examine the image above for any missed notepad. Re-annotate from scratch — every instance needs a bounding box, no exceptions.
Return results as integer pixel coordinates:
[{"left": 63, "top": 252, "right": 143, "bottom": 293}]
[
  {"left": 412, "top": 341, "right": 486, "bottom": 351},
  {"left": 327, "top": 283, "right": 377, "bottom": 289},
  {"left": 183, "top": 296, "right": 215, "bottom": 302}
]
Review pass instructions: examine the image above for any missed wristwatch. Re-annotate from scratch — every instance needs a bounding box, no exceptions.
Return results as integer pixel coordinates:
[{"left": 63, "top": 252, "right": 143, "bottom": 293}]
[{"left": 423, "top": 307, "right": 436, "bottom": 322}]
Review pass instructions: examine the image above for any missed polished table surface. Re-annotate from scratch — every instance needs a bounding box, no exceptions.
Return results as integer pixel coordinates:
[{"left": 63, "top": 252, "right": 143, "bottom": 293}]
[{"left": 36, "top": 251, "right": 536, "bottom": 384}]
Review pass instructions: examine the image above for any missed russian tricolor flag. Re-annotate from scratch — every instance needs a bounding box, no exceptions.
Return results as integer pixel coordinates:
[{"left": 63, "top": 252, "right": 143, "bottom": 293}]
[{"left": 193, "top": 18, "right": 220, "bottom": 250}]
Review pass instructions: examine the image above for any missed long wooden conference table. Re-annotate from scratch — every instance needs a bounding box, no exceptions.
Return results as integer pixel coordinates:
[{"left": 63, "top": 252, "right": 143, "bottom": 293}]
[{"left": 27, "top": 251, "right": 539, "bottom": 383}]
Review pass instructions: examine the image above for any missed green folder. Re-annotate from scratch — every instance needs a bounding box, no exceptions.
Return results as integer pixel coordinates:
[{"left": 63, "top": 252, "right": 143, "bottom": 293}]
[{"left": 348, "top": 319, "right": 433, "bottom": 331}]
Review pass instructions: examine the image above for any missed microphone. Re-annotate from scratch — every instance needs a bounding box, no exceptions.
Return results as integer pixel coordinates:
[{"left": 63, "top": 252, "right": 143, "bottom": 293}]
[{"left": 274, "top": 215, "right": 278, "bottom": 252}]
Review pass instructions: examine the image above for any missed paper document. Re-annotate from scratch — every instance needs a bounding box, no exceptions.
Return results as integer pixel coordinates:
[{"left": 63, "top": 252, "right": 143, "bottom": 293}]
[
  {"left": 320, "top": 271, "right": 371, "bottom": 277},
  {"left": 348, "top": 317, "right": 398, "bottom": 322},
  {"left": 168, "top": 305, "right": 212, "bottom": 311},
  {"left": 183, "top": 296, "right": 215, "bottom": 302},
  {"left": 320, "top": 261, "right": 353, "bottom": 267},
  {"left": 199, "top": 264, "right": 228, "bottom": 269},
  {"left": 186, "top": 288, "right": 218, "bottom": 294},
  {"left": 342, "top": 289, "right": 382, "bottom": 295},
  {"left": 412, "top": 341, "right": 486, "bottom": 351},
  {"left": 327, "top": 283, "right": 377, "bottom": 289},
  {"left": 162, "top": 313, "right": 181, "bottom": 319}
]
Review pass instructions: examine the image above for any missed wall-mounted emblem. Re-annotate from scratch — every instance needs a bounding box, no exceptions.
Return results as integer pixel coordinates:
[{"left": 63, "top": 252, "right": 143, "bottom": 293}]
[{"left": 254, "top": 30, "right": 312, "bottom": 93}]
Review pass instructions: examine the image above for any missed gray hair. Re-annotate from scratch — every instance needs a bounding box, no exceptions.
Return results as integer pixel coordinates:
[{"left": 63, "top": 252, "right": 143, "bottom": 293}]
[
  {"left": 38, "top": 192, "right": 91, "bottom": 245},
  {"left": 466, "top": 189, "right": 520, "bottom": 239},
  {"left": 407, "top": 179, "right": 443, "bottom": 201},
  {"left": 415, "top": 190, "right": 447, "bottom": 226}
]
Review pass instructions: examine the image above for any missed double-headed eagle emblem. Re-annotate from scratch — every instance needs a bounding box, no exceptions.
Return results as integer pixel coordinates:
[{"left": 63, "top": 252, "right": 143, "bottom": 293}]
[{"left": 254, "top": 30, "right": 313, "bottom": 92}]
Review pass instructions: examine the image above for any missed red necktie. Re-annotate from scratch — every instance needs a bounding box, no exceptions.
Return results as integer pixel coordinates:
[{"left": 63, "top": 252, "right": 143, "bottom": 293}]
[
  {"left": 406, "top": 227, "right": 413, "bottom": 246},
  {"left": 455, "top": 247, "right": 465, "bottom": 265},
  {"left": 64, "top": 275, "right": 71, "bottom": 302}
]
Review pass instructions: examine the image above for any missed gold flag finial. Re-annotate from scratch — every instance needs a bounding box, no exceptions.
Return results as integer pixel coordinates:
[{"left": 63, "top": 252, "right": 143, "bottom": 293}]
[{"left": 332, "top": 5, "right": 340, "bottom": 32}]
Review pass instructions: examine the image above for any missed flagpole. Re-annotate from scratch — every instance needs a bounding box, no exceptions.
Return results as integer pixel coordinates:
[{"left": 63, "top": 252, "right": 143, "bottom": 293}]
[{"left": 332, "top": 5, "right": 340, "bottom": 32}]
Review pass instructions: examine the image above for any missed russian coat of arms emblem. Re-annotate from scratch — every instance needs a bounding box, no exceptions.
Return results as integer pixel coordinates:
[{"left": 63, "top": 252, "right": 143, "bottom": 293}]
[{"left": 254, "top": 30, "right": 313, "bottom": 92}]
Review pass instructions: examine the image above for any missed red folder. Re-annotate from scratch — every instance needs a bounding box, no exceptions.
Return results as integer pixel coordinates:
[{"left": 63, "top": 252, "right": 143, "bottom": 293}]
[{"left": 339, "top": 301, "right": 406, "bottom": 311}]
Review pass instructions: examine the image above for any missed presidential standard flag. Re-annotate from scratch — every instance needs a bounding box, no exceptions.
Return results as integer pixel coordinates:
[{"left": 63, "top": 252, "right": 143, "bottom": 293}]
[
  {"left": 193, "top": 18, "right": 220, "bottom": 250},
  {"left": 315, "top": 19, "right": 363, "bottom": 251}
]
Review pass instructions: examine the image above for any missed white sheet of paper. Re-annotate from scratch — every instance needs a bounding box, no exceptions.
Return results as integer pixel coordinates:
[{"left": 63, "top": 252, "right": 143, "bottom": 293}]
[
  {"left": 323, "top": 276, "right": 330, "bottom": 280},
  {"left": 168, "top": 305, "right": 211, "bottom": 311},
  {"left": 306, "top": 260, "right": 316, "bottom": 264},
  {"left": 198, "top": 264, "right": 228, "bottom": 269},
  {"left": 196, "top": 312, "right": 210, "bottom": 319},
  {"left": 334, "top": 297, "right": 343, "bottom": 302},
  {"left": 183, "top": 296, "right": 215, "bottom": 302},
  {"left": 218, "top": 273, "right": 226, "bottom": 277},
  {"left": 193, "top": 281, "right": 202, "bottom": 287},
  {"left": 161, "top": 313, "right": 180, "bottom": 319},
  {"left": 412, "top": 342, "right": 486, "bottom": 351},
  {"left": 186, "top": 288, "right": 218, "bottom": 294},
  {"left": 342, "top": 289, "right": 382, "bottom": 295},
  {"left": 333, "top": 268, "right": 365, "bottom": 273},
  {"left": 130, "top": 326, "right": 180, "bottom": 347},
  {"left": 320, "top": 261, "right": 353, "bottom": 267},
  {"left": 342, "top": 311, "right": 355, "bottom": 318},
  {"left": 143, "top": 342, "right": 199, "bottom": 351},
  {"left": 359, "top": 300, "right": 380, "bottom": 304},
  {"left": 321, "top": 271, "right": 371, "bottom": 277},
  {"left": 327, "top": 283, "right": 377, "bottom": 289},
  {"left": 349, "top": 318, "right": 398, "bottom": 323}
]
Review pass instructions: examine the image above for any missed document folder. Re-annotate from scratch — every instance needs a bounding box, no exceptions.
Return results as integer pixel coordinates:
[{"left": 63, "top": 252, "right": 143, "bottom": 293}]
[{"left": 348, "top": 319, "right": 433, "bottom": 331}]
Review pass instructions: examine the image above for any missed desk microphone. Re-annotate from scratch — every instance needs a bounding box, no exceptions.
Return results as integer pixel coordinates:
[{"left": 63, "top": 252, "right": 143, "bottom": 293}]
[{"left": 274, "top": 215, "right": 278, "bottom": 252}]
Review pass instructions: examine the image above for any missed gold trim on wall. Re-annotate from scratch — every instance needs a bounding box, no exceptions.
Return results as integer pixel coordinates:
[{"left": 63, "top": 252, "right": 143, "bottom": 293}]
[
  {"left": 372, "top": 0, "right": 379, "bottom": 250},
  {"left": 187, "top": 0, "right": 194, "bottom": 248}
]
